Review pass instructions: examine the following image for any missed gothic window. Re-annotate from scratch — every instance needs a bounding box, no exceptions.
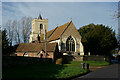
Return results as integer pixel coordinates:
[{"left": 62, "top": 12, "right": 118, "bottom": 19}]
[{"left": 66, "top": 36, "right": 75, "bottom": 51}]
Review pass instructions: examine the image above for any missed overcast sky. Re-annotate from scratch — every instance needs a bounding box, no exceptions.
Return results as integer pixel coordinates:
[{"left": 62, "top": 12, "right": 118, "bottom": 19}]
[{"left": 1, "top": 2, "right": 119, "bottom": 34}]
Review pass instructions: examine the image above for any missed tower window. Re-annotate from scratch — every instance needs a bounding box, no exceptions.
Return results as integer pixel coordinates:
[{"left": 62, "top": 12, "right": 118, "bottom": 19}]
[
  {"left": 40, "top": 24, "right": 43, "bottom": 34},
  {"left": 40, "top": 24, "right": 43, "bottom": 29}
]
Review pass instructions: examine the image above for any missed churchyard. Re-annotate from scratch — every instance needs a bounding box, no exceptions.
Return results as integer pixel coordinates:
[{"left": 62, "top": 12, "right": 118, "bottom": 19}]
[{"left": 2, "top": 56, "right": 110, "bottom": 79}]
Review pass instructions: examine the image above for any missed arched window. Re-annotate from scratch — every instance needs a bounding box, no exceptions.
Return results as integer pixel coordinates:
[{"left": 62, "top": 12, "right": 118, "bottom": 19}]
[
  {"left": 40, "top": 24, "right": 43, "bottom": 34},
  {"left": 40, "top": 24, "right": 43, "bottom": 29},
  {"left": 66, "top": 36, "right": 75, "bottom": 51}
]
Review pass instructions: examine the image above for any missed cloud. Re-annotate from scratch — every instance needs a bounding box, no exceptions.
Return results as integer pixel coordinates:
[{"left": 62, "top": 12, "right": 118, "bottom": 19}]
[
  {"left": 1, "top": 2, "right": 118, "bottom": 34},
  {"left": 2, "top": 2, "right": 33, "bottom": 25}
]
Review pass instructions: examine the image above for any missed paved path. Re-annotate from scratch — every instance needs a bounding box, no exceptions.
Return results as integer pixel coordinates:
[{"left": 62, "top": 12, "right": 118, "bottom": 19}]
[{"left": 73, "top": 64, "right": 120, "bottom": 80}]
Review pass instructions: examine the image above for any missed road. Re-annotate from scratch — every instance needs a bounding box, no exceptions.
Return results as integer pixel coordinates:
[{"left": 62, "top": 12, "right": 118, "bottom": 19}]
[{"left": 73, "top": 63, "right": 120, "bottom": 80}]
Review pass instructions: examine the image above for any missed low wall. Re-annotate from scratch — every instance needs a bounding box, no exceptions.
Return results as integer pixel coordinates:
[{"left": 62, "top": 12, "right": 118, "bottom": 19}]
[
  {"left": 17, "top": 52, "right": 54, "bottom": 59},
  {"left": 83, "top": 55, "right": 106, "bottom": 61},
  {"left": 62, "top": 55, "right": 106, "bottom": 62},
  {"left": 3, "top": 56, "right": 52, "bottom": 68},
  {"left": 73, "top": 55, "right": 84, "bottom": 61}
]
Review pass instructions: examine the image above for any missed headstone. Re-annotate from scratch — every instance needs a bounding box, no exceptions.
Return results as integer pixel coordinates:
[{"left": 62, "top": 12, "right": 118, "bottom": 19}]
[{"left": 81, "top": 63, "right": 85, "bottom": 69}]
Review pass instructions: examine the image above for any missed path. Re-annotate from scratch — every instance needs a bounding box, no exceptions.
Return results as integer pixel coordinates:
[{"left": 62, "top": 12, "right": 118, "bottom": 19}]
[{"left": 73, "top": 64, "right": 120, "bottom": 80}]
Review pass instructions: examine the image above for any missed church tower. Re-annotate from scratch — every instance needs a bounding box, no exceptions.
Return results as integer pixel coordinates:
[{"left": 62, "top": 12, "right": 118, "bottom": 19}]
[{"left": 29, "top": 14, "right": 48, "bottom": 43}]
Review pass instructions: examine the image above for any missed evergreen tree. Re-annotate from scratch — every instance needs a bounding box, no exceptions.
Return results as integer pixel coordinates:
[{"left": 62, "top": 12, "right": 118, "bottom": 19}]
[
  {"left": 78, "top": 24, "right": 118, "bottom": 56},
  {"left": 2, "top": 29, "right": 9, "bottom": 55}
]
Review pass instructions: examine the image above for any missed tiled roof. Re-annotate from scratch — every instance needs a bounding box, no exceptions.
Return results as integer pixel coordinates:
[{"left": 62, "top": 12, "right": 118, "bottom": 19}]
[
  {"left": 40, "top": 28, "right": 56, "bottom": 42},
  {"left": 16, "top": 43, "right": 57, "bottom": 52},
  {"left": 48, "top": 21, "right": 72, "bottom": 41}
]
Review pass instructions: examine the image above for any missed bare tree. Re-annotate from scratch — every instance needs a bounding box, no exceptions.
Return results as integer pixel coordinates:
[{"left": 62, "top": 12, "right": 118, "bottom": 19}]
[
  {"left": 13, "top": 20, "right": 21, "bottom": 44},
  {"left": 12, "top": 20, "right": 17, "bottom": 44},
  {"left": 17, "top": 22, "right": 21, "bottom": 44},
  {"left": 4, "top": 16, "right": 32, "bottom": 45},
  {"left": 6, "top": 20, "right": 14, "bottom": 46},
  {"left": 113, "top": 2, "right": 120, "bottom": 19},
  {"left": 113, "top": 2, "right": 120, "bottom": 50},
  {"left": 21, "top": 16, "right": 32, "bottom": 43},
  {"left": 118, "top": 2, "right": 120, "bottom": 18},
  {"left": 118, "top": 2, "right": 120, "bottom": 50}
]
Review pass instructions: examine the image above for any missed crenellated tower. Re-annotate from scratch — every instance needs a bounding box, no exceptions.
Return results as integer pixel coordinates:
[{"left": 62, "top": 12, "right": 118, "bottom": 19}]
[{"left": 29, "top": 14, "right": 48, "bottom": 43}]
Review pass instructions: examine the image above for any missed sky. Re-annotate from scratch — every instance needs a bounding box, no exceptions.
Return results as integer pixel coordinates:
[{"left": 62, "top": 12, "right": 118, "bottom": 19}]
[
  {"left": 1, "top": 0, "right": 120, "bottom": 2},
  {"left": 1, "top": 2, "right": 119, "bottom": 35}
]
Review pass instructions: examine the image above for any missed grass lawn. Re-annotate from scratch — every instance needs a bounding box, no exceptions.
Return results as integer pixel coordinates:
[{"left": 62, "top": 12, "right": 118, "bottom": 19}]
[
  {"left": 64, "top": 61, "right": 110, "bottom": 67},
  {"left": 3, "top": 61, "right": 110, "bottom": 79},
  {"left": 3, "top": 63, "right": 87, "bottom": 79}
]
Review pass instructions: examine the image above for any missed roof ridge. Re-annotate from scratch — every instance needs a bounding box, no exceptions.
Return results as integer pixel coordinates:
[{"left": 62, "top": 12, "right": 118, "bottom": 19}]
[
  {"left": 60, "top": 20, "right": 72, "bottom": 37},
  {"left": 46, "top": 21, "right": 71, "bottom": 35}
]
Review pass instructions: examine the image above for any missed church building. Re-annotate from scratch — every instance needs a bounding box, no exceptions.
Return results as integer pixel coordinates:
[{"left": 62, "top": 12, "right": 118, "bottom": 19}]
[{"left": 16, "top": 14, "right": 84, "bottom": 60}]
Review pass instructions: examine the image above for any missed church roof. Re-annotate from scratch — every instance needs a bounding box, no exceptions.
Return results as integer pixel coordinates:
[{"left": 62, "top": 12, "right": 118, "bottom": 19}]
[
  {"left": 40, "top": 20, "right": 72, "bottom": 42},
  {"left": 16, "top": 43, "right": 57, "bottom": 52},
  {"left": 48, "top": 21, "right": 72, "bottom": 41},
  {"left": 40, "top": 28, "right": 56, "bottom": 42}
]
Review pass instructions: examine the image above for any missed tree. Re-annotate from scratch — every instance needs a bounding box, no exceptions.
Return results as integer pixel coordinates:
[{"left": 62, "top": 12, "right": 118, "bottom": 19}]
[
  {"left": 117, "top": 2, "right": 120, "bottom": 50},
  {"left": 78, "top": 23, "right": 118, "bottom": 56},
  {"left": 113, "top": 2, "right": 120, "bottom": 50},
  {"left": 0, "top": 26, "right": 2, "bottom": 54},
  {"left": 6, "top": 20, "right": 14, "bottom": 46},
  {"left": 118, "top": 2, "right": 120, "bottom": 50},
  {"left": 21, "top": 17, "right": 32, "bottom": 43},
  {"left": 4, "top": 16, "right": 32, "bottom": 45},
  {"left": 117, "top": 2, "right": 120, "bottom": 16},
  {"left": 2, "top": 29, "right": 9, "bottom": 54},
  {"left": 113, "top": 2, "right": 120, "bottom": 19},
  {"left": 13, "top": 20, "right": 20, "bottom": 44}
]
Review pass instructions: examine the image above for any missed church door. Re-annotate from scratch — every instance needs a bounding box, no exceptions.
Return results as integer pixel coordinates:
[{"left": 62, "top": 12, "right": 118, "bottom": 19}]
[{"left": 66, "top": 36, "right": 75, "bottom": 52}]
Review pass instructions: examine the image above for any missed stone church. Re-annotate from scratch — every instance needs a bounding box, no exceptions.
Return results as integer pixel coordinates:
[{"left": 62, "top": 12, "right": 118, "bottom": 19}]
[{"left": 16, "top": 14, "right": 84, "bottom": 60}]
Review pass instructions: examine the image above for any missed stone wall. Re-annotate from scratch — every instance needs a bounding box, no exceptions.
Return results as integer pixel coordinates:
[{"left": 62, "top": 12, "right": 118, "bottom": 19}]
[
  {"left": 74, "top": 55, "right": 106, "bottom": 61},
  {"left": 62, "top": 55, "right": 106, "bottom": 62},
  {"left": 83, "top": 55, "right": 105, "bottom": 61},
  {"left": 17, "top": 52, "right": 54, "bottom": 59},
  {"left": 73, "top": 55, "right": 84, "bottom": 61}
]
